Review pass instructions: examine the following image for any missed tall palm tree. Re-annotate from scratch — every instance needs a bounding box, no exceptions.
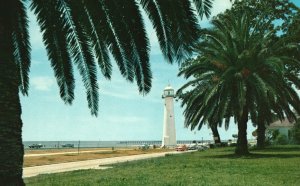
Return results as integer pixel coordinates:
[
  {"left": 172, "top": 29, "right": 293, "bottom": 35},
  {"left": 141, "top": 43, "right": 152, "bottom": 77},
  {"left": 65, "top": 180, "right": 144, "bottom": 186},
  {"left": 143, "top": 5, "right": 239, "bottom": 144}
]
[
  {"left": 226, "top": 0, "right": 300, "bottom": 150},
  {"left": 177, "top": 11, "right": 300, "bottom": 155},
  {"left": 177, "top": 59, "right": 224, "bottom": 144},
  {"left": 0, "top": 0, "right": 213, "bottom": 184}
]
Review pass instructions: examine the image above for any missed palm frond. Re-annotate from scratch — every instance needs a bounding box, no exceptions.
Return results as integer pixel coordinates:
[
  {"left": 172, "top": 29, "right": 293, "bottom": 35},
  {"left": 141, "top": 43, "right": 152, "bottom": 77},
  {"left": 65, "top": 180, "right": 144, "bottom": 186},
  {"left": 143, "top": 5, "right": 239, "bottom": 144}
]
[
  {"left": 12, "top": 0, "right": 31, "bottom": 96},
  {"left": 63, "top": 0, "right": 99, "bottom": 115},
  {"left": 141, "top": 0, "right": 201, "bottom": 63},
  {"left": 31, "top": 0, "right": 75, "bottom": 104},
  {"left": 82, "top": 0, "right": 112, "bottom": 79},
  {"left": 140, "top": 0, "right": 173, "bottom": 62},
  {"left": 193, "top": 0, "right": 213, "bottom": 19},
  {"left": 112, "top": 0, "right": 152, "bottom": 93},
  {"left": 101, "top": 0, "right": 138, "bottom": 82}
]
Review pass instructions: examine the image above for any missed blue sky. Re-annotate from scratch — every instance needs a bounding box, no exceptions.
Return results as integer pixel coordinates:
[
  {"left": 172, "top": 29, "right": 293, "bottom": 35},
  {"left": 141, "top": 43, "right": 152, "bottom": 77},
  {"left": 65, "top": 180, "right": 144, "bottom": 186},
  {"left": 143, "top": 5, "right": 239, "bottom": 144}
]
[{"left": 21, "top": 0, "right": 297, "bottom": 142}]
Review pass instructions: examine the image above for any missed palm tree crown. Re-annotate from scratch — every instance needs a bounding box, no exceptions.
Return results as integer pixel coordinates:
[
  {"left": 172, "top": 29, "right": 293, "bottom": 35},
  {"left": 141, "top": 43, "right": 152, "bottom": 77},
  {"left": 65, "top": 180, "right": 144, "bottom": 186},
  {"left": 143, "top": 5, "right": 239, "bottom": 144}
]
[
  {"left": 177, "top": 11, "right": 300, "bottom": 154},
  {"left": 8, "top": 0, "right": 213, "bottom": 116}
]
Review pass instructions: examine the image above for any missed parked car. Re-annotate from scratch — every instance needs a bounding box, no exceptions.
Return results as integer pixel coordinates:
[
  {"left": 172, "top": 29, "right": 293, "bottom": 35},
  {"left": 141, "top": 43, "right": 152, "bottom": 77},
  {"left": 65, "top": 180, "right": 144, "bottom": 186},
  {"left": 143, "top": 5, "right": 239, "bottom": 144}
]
[
  {"left": 187, "top": 144, "right": 197, "bottom": 150},
  {"left": 186, "top": 144, "right": 209, "bottom": 151},
  {"left": 139, "top": 144, "right": 150, "bottom": 150},
  {"left": 61, "top": 144, "right": 74, "bottom": 148},
  {"left": 175, "top": 144, "right": 187, "bottom": 151},
  {"left": 197, "top": 144, "right": 209, "bottom": 151},
  {"left": 28, "top": 144, "right": 43, "bottom": 149}
]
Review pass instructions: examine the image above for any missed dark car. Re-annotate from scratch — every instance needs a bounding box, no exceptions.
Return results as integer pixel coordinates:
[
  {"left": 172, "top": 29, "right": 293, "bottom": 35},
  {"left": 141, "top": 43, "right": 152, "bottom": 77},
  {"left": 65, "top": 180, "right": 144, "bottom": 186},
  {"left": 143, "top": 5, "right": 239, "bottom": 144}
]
[
  {"left": 28, "top": 144, "right": 43, "bottom": 149},
  {"left": 61, "top": 144, "right": 74, "bottom": 148}
]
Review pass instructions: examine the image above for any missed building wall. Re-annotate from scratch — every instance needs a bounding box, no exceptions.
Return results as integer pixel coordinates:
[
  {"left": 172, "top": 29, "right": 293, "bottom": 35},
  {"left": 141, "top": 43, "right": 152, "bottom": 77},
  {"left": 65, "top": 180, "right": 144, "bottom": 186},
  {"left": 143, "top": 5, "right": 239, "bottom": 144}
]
[
  {"left": 278, "top": 128, "right": 291, "bottom": 139},
  {"left": 268, "top": 127, "right": 292, "bottom": 140}
]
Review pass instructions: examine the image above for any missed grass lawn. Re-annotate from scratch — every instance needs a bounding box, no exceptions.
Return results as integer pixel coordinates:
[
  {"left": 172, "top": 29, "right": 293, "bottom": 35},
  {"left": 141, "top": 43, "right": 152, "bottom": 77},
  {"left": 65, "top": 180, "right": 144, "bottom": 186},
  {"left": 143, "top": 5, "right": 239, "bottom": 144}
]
[{"left": 25, "top": 145, "right": 300, "bottom": 186}]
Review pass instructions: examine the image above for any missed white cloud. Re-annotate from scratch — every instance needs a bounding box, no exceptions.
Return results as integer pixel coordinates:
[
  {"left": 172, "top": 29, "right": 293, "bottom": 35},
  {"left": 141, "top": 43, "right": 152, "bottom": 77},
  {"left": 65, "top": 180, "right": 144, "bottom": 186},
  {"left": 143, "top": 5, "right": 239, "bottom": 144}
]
[{"left": 31, "top": 76, "right": 55, "bottom": 91}]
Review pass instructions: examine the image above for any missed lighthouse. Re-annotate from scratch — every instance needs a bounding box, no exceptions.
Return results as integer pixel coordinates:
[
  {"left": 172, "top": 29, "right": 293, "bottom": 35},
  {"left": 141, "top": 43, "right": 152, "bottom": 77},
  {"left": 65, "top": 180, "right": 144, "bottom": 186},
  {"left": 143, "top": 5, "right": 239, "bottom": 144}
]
[{"left": 162, "top": 85, "right": 177, "bottom": 147}]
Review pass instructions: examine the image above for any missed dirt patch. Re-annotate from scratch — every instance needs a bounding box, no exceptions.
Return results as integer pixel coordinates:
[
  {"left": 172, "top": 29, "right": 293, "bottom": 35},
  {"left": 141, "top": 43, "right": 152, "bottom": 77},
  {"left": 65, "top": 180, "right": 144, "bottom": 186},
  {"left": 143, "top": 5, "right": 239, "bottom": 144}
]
[
  {"left": 25, "top": 148, "right": 112, "bottom": 154},
  {"left": 24, "top": 149, "right": 173, "bottom": 167}
]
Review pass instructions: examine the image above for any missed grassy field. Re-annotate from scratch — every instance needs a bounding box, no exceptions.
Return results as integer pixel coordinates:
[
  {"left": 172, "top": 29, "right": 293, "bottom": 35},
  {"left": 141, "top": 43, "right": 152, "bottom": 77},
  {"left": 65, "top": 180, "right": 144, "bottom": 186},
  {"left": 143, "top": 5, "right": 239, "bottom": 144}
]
[{"left": 25, "top": 145, "right": 300, "bottom": 186}]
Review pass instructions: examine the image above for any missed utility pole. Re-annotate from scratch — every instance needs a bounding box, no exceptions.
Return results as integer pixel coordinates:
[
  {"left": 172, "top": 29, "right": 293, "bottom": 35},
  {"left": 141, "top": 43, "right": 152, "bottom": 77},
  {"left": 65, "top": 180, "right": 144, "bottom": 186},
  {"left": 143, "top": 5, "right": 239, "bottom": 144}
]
[{"left": 78, "top": 140, "right": 80, "bottom": 155}]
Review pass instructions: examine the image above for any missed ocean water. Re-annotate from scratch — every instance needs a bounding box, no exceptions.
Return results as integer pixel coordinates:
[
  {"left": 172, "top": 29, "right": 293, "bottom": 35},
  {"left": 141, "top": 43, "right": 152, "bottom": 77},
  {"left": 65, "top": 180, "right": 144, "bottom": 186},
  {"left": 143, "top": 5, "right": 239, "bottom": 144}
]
[
  {"left": 23, "top": 140, "right": 208, "bottom": 149},
  {"left": 23, "top": 141, "right": 120, "bottom": 149}
]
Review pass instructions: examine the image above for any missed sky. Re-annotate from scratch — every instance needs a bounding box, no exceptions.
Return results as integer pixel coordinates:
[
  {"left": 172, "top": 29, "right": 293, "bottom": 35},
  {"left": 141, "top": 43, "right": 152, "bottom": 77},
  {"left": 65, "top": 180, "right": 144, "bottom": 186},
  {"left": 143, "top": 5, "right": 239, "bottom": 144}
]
[{"left": 21, "top": 0, "right": 298, "bottom": 142}]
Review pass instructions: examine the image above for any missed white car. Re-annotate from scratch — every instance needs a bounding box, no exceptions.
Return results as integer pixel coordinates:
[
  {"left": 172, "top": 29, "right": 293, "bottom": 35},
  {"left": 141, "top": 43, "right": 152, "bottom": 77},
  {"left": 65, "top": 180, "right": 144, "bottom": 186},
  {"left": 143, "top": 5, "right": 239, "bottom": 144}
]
[
  {"left": 187, "top": 144, "right": 198, "bottom": 150},
  {"left": 197, "top": 144, "right": 209, "bottom": 151}
]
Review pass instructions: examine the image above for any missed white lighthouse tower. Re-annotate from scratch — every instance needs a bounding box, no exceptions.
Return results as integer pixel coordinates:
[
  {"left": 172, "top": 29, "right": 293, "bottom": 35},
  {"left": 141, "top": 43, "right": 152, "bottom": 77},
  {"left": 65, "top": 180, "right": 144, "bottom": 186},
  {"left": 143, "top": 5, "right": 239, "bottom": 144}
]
[{"left": 162, "top": 85, "right": 177, "bottom": 147}]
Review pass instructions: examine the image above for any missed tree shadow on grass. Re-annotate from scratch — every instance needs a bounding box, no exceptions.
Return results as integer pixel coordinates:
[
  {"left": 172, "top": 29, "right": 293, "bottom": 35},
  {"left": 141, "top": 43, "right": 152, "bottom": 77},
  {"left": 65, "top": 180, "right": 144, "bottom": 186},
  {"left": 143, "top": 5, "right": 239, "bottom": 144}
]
[
  {"left": 251, "top": 147, "right": 300, "bottom": 153},
  {"left": 203, "top": 152, "right": 300, "bottom": 159}
]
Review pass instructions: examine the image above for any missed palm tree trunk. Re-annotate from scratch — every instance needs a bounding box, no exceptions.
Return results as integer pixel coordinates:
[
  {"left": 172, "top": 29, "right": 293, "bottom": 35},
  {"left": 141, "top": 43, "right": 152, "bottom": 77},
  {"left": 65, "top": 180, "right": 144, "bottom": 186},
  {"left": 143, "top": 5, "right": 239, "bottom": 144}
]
[
  {"left": 235, "top": 106, "right": 249, "bottom": 155},
  {"left": 0, "top": 15, "right": 25, "bottom": 185},
  {"left": 211, "top": 125, "right": 221, "bottom": 144},
  {"left": 256, "top": 124, "right": 266, "bottom": 149}
]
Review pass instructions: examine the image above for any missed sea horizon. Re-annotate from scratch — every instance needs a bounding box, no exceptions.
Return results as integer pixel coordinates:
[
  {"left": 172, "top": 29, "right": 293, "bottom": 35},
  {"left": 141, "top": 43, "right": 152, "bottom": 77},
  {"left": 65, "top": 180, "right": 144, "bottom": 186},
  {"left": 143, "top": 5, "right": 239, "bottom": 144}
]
[{"left": 23, "top": 139, "right": 214, "bottom": 149}]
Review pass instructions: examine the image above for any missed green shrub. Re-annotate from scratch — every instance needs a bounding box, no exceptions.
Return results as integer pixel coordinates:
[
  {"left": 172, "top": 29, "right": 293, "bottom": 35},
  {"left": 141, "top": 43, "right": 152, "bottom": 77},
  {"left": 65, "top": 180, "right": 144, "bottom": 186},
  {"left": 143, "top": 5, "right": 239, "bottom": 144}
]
[
  {"left": 275, "top": 134, "right": 288, "bottom": 145},
  {"left": 291, "top": 119, "right": 300, "bottom": 144}
]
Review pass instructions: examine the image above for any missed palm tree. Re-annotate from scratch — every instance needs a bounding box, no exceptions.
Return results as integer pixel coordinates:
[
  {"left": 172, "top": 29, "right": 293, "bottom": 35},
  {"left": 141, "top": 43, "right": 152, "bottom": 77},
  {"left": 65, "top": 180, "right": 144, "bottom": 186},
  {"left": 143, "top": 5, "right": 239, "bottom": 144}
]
[
  {"left": 177, "top": 59, "right": 224, "bottom": 144},
  {"left": 0, "top": 0, "right": 213, "bottom": 184},
  {"left": 177, "top": 11, "right": 300, "bottom": 155},
  {"left": 225, "top": 0, "right": 300, "bottom": 150}
]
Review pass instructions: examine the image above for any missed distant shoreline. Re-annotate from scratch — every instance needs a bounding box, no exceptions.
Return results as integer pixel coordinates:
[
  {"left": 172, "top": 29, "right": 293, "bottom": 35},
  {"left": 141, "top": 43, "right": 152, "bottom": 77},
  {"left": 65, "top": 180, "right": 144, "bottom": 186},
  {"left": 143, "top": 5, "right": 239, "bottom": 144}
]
[{"left": 22, "top": 140, "right": 213, "bottom": 149}]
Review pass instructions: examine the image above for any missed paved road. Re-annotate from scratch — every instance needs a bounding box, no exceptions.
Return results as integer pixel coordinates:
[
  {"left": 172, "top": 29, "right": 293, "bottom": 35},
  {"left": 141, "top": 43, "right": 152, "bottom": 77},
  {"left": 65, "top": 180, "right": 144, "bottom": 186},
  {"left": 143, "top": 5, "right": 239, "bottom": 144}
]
[{"left": 23, "top": 151, "right": 189, "bottom": 178}]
